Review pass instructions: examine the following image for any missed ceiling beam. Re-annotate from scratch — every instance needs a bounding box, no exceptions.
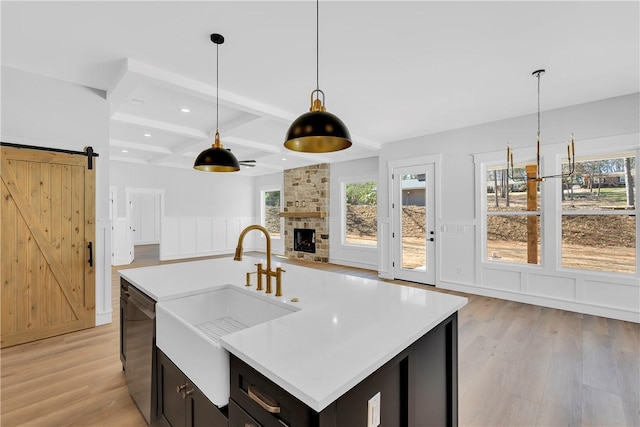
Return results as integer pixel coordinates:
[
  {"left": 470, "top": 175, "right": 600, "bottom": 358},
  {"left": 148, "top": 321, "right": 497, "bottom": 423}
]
[
  {"left": 110, "top": 138, "right": 173, "bottom": 154},
  {"left": 222, "top": 136, "right": 281, "bottom": 154},
  {"left": 124, "top": 59, "right": 381, "bottom": 151},
  {"left": 111, "top": 112, "right": 209, "bottom": 140}
]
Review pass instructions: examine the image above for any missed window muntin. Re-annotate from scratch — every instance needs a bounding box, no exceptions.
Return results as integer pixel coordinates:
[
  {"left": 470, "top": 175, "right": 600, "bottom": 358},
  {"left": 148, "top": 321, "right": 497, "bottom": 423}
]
[
  {"left": 561, "top": 155, "right": 636, "bottom": 273},
  {"left": 262, "top": 189, "right": 281, "bottom": 238},
  {"left": 344, "top": 181, "right": 377, "bottom": 247}
]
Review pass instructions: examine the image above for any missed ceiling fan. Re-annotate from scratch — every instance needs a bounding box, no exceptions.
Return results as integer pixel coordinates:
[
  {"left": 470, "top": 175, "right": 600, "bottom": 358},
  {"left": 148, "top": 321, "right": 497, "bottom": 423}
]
[{"left": 238, "top": 159, "right": 256, "bottom": 168}]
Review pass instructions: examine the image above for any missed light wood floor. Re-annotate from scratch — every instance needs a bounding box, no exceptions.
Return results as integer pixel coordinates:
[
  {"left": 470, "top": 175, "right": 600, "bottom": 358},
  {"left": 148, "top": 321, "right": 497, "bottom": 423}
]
[{"left": 1, "top": 245, "right": 638, "bottom": 426}]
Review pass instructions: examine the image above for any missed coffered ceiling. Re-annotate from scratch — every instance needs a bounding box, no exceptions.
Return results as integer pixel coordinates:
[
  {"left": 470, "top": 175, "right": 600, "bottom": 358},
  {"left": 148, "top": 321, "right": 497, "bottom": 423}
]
[{"left": 2, "top": 1, "right": 638, "bottom": 175}]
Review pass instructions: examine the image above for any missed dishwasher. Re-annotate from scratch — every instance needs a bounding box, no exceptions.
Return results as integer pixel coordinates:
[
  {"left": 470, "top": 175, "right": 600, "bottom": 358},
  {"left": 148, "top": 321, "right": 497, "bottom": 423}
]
[{"left": 122, "top": 279, "right": 157, "bottom": 425}]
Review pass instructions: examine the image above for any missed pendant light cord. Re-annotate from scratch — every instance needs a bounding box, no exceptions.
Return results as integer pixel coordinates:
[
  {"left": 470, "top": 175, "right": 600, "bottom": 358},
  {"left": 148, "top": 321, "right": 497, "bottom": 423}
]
[
  {"left": 216, "top": 42, "right": 220, "bottom": 132},
  {"left": 316, "top": 0, "right": 319, "bottom": 91},
  {"left": 536, "top": 72, "right": 541, "bottom": 139}
]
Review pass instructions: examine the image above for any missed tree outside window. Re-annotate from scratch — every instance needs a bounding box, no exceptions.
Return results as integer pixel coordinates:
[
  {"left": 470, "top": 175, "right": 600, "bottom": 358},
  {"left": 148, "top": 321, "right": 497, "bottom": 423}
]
[
  {"left": 561, "top": 155, "right": 636, "bottom": 274},
  {"left": 262, "top": 190, "right": 281, "bottom": 238},
  {"left": 344, "top": 181, "right": 377, "bottom": 246},
  {"left": 485, "top": 166, "right": 541, "bottom": 264}
]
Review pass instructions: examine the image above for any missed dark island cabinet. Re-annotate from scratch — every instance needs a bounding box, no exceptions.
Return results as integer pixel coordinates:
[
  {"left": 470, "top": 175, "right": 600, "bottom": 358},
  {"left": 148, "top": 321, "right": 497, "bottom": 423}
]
[
  {"left": 155, "top": 349, "right": 228, "bottom": 427},
  {"left": 229, "top": 313, "right": 458, "bottom": 427}
]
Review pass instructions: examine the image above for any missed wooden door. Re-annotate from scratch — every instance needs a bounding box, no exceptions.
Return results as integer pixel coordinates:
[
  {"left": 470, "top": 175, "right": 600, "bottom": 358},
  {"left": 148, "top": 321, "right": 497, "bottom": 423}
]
[{"left": 1, "top": 146, "right": 95, "bottom": 348}]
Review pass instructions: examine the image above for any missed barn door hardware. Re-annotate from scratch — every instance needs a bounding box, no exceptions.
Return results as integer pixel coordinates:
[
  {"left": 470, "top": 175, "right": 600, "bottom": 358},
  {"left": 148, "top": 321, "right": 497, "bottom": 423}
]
[{"left": 0, "top": 142, "right": 99, "bottom": 170}]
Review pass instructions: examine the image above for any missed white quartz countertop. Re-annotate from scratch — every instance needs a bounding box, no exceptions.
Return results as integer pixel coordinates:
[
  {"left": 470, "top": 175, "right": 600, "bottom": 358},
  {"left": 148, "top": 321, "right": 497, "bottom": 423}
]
[{"left": 119, "top": 257, "right": 467, "bottom": 412}]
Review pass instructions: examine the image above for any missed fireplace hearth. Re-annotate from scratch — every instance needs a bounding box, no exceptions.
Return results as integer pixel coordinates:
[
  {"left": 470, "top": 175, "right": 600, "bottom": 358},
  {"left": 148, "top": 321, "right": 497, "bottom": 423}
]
[{"left": 294, "top": 228, "right": 316, "bottom": 253}]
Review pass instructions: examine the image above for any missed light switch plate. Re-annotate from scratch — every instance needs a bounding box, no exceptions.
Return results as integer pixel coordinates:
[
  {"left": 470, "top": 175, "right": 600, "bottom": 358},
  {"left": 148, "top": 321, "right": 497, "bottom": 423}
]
[{"left": 367, "top": 392, "right": 381, "bottom": 427}]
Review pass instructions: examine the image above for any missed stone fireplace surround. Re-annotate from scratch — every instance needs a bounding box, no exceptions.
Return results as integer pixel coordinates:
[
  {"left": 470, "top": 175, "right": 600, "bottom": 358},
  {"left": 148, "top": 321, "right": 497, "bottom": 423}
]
[{"left": 281, "top": 163, "right": 329, "bottom": 262}]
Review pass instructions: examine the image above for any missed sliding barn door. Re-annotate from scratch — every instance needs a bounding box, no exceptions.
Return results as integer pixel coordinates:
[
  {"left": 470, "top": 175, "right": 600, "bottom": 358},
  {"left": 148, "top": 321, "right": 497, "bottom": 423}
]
[{"left": 1, "top": 146, "right": 95, "bottom": 348}]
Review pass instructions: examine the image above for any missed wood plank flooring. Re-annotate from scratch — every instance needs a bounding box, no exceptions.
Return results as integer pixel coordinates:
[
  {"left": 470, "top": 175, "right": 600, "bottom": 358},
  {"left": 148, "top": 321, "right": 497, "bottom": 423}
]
[{"left": 1, "top": 245, "right": 638, "bottom": 426}]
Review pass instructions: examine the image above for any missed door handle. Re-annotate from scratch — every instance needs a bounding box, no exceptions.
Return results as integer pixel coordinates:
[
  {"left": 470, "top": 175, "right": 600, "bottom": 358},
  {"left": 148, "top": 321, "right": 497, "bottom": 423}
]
[
  {"left": 87, "top": 242, "right": 93, "bottom": 267},
  {"left": 429, "top": 238, "right": 435, "bottom": 241}
]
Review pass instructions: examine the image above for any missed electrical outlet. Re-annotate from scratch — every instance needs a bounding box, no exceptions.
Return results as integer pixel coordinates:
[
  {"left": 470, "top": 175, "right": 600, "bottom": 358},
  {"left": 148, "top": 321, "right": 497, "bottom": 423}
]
[{"left": 367, "top": 392, "right": 381, "bottom": 427}]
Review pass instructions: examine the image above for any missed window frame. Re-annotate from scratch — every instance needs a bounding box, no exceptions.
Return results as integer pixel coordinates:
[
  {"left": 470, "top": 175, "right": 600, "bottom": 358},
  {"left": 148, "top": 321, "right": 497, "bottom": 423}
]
[
  {"left": 260, "top": 187, "right": 282, "bottom": 240},
  {"left": 340, "top": 177, "right": 378, "bottom": 248},
  {"left": 482, "top": 163, "right": 544, "bottom": 266},
  {"left": 476, "top": 141, "right": 639, "bottom": 277},
  {"left": 559, "top": 151, "right": 637, "bottom": 275}
]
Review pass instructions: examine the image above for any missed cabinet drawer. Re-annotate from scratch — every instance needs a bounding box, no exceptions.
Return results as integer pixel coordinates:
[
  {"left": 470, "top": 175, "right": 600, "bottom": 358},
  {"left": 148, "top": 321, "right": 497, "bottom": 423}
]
[
  {"left": 229, "top": 399, "right": 262, "bottom": 427},
  {"left": 230, "top": 355, "right": 315, "bottom": 427}
]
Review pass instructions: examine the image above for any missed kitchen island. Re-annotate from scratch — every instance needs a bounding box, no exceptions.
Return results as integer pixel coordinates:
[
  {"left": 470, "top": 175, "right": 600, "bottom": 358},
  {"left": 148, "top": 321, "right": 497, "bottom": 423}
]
[{"left": 120, "top": 256, "right": 467, "bottom": 426}]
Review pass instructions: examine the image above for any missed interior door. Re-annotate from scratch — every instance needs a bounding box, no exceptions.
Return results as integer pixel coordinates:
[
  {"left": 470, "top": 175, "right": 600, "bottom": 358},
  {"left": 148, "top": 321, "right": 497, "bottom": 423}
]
[
  {"left": 392, "top": 164, "right": 436, "bottom": 284},
  {"left": 1, "top": 146, "right": 95, "bottom": 347},
  {"left": 130, "top": 192, "right": 161, "bottom": 245}
]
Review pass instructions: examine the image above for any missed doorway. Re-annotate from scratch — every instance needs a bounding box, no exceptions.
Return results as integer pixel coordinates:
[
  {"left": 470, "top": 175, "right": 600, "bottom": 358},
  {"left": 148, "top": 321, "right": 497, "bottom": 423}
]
[
  {"left": 125, "top": 188, "right": 164, "bottom": 262},
  {"left": 391, "top": 162, "right": 436, "bottom": 284}
]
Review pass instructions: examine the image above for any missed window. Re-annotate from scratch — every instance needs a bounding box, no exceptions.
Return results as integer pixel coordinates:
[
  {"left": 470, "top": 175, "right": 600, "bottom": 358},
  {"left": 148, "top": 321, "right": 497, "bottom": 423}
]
[
  {"left": 261, "top": 189, "right": 281, "bottom": 238},
  {"left": 343, "top": 181, "right": 377, "bottom": 246},
  {"left": 561, "top": 154, "right": 636, "bottom": 274},
  {"left": 485, "top": 166, "right": 541, "bottom": 264}
]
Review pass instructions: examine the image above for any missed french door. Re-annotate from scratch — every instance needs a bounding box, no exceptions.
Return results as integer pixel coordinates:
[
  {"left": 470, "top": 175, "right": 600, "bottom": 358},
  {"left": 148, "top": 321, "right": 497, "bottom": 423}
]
[{"left": 392, "top": 163, "right": 436, "bottom": 284}]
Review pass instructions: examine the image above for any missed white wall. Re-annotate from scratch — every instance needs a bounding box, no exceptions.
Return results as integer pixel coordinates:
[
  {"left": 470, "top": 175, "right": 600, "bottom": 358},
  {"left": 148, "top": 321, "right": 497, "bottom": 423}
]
[
  {"left": 330, "top": 157, "right": 379, "bottom": 269},
  {"left": 1, "top": 66, "right": 112, "bottom": 325},
  {"left": 110, "top": 161, "right": 257, "bottom": 260},
  {"left": 378, "top": 93, "right": 640, "bottom": 322}
]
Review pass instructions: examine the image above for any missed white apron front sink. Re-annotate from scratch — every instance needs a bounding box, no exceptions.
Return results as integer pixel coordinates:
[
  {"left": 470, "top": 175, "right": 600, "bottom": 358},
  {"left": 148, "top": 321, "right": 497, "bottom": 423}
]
[{"left": 156, "top": 284, "right": 299, "bottom": 406}]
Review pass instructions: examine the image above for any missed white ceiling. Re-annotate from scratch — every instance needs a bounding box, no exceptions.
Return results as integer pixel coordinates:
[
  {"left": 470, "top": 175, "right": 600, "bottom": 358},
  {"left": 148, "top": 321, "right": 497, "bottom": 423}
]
[{"left": 2, "top": 1, "right": 638, "bottom": 175}]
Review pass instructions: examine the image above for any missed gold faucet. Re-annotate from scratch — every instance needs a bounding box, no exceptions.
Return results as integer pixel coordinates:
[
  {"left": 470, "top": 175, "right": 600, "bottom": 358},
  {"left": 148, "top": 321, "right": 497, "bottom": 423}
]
[{"left": 234, "top": 225, "right": 285, "bottom": 297}]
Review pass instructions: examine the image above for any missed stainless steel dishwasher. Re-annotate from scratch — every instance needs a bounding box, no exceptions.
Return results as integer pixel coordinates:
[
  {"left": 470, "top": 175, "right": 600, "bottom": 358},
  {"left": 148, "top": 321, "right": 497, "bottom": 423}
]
[{"left": 122, "top": 279, "right": 157, "bottom": 425}]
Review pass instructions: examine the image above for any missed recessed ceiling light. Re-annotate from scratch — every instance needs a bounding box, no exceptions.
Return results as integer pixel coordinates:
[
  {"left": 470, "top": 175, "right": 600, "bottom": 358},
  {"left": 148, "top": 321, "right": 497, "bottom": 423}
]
[
  {"left": 180, "top": 108, "right": 190, "bottom": 113},
  {"left": 121, "top": 149, "right": 129, "bottom": 153},
  {"left": 144, "top": 133, "right": 151, "bottom": 137},
  {"left": 282, "top": 158, "right": 287, "bottom": 161}
]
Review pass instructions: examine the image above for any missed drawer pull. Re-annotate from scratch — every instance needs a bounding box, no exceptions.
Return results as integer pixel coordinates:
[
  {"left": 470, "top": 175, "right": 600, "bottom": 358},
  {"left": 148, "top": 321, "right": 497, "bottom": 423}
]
[{"left": 248, "top": 385, "right": 280, "bottom": 414}]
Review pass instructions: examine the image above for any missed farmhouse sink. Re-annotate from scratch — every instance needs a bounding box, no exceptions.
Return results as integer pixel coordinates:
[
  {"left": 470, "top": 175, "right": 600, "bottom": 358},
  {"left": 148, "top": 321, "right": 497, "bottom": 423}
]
[{"left": 156, "top": 285, "right": 299, "bottom": 406}]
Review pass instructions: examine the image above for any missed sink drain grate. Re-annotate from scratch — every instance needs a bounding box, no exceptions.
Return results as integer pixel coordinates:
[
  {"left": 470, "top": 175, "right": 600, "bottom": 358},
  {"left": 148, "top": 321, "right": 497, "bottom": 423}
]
[{"left": 195, "top": 317, "right": 248, "bottom": 343}]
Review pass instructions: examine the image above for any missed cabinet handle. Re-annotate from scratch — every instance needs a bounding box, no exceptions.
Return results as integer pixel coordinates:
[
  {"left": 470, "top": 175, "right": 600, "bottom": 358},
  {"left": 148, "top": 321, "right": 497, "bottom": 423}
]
[
  {"left": 245, "top": 423, "right": 258, "bottom": 427},
  {"left": 248, "top": 385, "right": 280, "bottom": 414},
  {"left": 176, "top": 384, "right": 187, "bottom": 394},
  {"left": 182, "top": 389, "right": 193, "bottom": 399}
]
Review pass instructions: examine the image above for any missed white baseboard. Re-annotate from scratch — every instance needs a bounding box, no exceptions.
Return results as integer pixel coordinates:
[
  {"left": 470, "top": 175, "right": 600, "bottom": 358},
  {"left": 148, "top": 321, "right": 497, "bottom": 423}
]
[
  {"left": 96, "top": 309, "right": 113, "bottom": 326},
  {"left": 329, "top": 257, "right": 377, "bottom": 271},
  {"left": 113, "top": 257, "right": 133, "bottom": 266},
  {"left": 437, "top": 280, "right": 640, "bottom": 323}
]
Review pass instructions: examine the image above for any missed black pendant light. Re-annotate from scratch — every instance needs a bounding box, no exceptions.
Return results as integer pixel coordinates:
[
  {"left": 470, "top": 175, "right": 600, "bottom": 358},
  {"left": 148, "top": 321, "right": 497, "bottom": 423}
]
[
  {"left": 284, "top": 0, "right": 352, "bottom": 153},
  {"left": 194, "top": 33, "right": 240, "bottom": 172}
]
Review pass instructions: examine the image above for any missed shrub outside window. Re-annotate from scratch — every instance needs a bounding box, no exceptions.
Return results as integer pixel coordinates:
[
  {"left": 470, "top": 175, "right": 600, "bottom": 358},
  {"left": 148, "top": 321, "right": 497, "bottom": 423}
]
[{"left": 344, "top": 181, "right": 377, "bottom": 246}]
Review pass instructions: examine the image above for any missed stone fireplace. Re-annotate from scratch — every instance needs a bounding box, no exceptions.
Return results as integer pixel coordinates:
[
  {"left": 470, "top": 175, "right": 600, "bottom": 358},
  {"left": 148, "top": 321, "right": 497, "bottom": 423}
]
[{"left": 281, "top": 163, "right": 329, "bottom": 262}]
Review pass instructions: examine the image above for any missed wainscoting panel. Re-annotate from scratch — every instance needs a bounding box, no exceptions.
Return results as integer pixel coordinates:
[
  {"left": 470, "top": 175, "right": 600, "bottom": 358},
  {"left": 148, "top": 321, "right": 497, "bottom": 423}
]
[
  {"left": 583, "top": 279, "right": 640, "bottom": 312},
  {"left": 112, "top": 217, "right": 133, "bottom": 266},
  {"left": 481, "top": 268, "right": 521, "bottom": 292},
  {"left": 528, "top": 273, "right": 575, "bottom": 300},
  {"left": 439, "top": 223, "right": 476, "bottom": 285},
  {"left": 161, "top": 217, "right": 255, "bottom": 261},
  {"left": 196, "top": 219, "right": 213, "bottom": 253}
]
